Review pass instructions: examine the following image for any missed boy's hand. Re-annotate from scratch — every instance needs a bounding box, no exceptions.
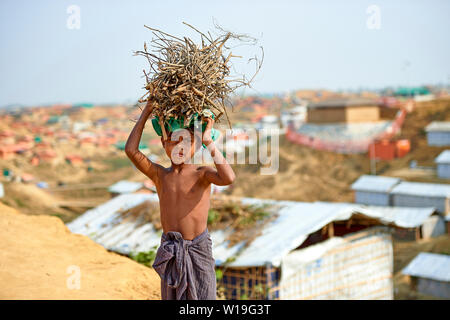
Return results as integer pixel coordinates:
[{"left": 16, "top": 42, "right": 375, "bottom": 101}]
[
  {"left": 202, "top": 117, "right": 214, "bottom": 146},
  {"left": 141, "top": 99, "right": 154, "bottom": 119},
  {"left": 145, "top": 98, "right": 154, "bottom": 111}
]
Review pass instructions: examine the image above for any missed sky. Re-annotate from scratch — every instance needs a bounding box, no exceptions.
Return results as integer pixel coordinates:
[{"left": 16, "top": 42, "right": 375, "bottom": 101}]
[{"left": 0, "top": 0, "right": 449, "bottom": 106}]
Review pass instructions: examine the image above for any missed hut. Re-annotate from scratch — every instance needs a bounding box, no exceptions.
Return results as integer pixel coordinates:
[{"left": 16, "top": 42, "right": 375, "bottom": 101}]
[
  {"left": 0, "top": 146, "right": 15, "bottom": 160},
  {"left": 322, "top": 201, "right": 442, "bottom": 241},
  {"left": 67, "top": 194, "right": 438, "bottom": 300},
  {"left": 65, "top": 154, "right": 83, "bottom": 166},
  {"left": 435, "top": 150, "right": 450, "bottom": 179},
  {"left": 425, "top": 121, "right": 450, "bottom": 146},
  {"left": 391, "top": 181, "right": 450, "bottom": 215},
  {"left": 306, "top": 98, "right": 381, "bottom": 124},
  {"left": 402, "top": 252, "right": 450, "bottom": 299},
  {"left": 351, "top": 175, "right": 401, "bottom": 206}
]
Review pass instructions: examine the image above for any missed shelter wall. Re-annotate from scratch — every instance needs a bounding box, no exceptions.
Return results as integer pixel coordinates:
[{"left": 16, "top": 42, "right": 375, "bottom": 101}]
[{"left": 278, "top": 227, "right": 393, "bottom": 300}]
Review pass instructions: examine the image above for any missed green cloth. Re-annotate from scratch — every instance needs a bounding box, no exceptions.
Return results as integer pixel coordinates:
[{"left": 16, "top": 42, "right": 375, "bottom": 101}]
[{"left": 151, "top": 112, "right": 220, "bottom": 148}]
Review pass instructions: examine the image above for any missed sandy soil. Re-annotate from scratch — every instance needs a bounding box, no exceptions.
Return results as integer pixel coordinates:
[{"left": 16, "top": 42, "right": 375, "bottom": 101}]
[{"left": 0, "top": 202, "right": 161, "bottom": 300}]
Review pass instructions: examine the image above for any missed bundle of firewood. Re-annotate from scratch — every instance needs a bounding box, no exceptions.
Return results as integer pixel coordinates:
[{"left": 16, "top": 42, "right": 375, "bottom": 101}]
[{"left": 135, "top": 22, "right": 263, "bottom": 136}]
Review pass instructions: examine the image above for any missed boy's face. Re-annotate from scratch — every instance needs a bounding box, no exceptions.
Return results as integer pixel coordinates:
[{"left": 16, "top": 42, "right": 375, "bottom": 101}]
[{"left": 161, "top": 128, "right": 201, "bottom": 164}]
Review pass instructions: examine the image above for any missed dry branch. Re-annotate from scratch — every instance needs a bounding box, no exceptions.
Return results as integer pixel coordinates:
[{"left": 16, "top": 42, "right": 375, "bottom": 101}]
[{"left": 134, "top": 22, "right": 263, "bottom": 129}]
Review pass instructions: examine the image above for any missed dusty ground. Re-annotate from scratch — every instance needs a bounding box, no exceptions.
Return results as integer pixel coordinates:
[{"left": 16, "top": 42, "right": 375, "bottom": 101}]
[
  {"left": 229, "top": 98, "right": 450, "bottom": 201},
  {"left": 0, "top": 202, "right": 161, "bottom": 300},
  {"left": 229, "top": 133, "right": 370, "bottom": 201}
]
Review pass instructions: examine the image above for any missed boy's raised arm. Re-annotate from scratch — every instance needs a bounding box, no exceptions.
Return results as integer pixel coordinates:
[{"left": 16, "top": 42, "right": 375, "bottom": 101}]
[
  {"left": 125, "top": 100, "right": 159, "bottom": 183},
  {"left": 201, "top": 118, "right": 235, "bottom": 186}
]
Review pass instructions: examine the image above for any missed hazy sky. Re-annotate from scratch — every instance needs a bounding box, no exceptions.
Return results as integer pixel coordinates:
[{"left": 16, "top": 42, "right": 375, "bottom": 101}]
[{"left": 1, "top": 0, "right": 449, "bottom": 106}]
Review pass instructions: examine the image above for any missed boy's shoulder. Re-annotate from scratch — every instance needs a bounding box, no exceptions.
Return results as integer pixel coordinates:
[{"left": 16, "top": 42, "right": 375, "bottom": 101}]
[
  {"left": 196, "top": 165, "right": 216, "bottom": 172},
  {"left": 196, "top": 165, "right": 217, "bottom": 177}
]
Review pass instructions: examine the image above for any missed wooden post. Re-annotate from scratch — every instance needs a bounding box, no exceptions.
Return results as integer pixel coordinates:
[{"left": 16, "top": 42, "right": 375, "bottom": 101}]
[
  {"left": 409, "top": 276, "right": 418, "bottom": 291},
  {"left": 346, "top": 218, "right": 353, "bottom": 230},
  {"left": 415, "top": 227, "right": 421, "bottom": 241},
  {"left": 328, "top": 222, "right": 334, "bottom": 238}
]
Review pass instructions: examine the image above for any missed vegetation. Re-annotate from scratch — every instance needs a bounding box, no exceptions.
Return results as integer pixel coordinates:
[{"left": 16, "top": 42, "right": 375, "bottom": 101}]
[
  {"left": 103, "top": 157, "right": 132, "bottom": 170},
  {"left": 208, "top": 200, "right": 273, "bottom": 229},
  {"left": 130, "top": 245, "right": 158, "bottom": 267}
]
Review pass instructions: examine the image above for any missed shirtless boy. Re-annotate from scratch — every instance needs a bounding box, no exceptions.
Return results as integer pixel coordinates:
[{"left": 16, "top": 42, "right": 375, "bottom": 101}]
[{"left": 125, "top": 99, "right": 235, "bottom": 300}]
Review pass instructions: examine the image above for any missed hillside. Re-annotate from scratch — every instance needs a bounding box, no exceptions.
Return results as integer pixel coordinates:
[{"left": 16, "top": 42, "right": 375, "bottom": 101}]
[
  {"left": 229, "top": 98, "right": 450, "bottom": 201},
  {"left": 382, "top": 98, "right": 450, "bottom": 181},
  {"left": 0, "top": 202, "right": 161, "bottom": 300}
]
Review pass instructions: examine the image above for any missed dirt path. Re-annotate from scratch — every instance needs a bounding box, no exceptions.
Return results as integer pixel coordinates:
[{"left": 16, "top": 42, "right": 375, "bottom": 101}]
[{"left": 0, "top": 203, "right": 161, "bottom": 300}]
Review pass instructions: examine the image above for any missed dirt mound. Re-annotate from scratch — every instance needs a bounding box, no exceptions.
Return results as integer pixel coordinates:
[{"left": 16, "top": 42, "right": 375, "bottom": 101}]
[
  {"left": 0, "top": 203, "right": 161, "bottom": 300},
  {"left": 0, "top": 182, "right": 71, "bottom": 218},
  {"left": 0, "top": 202, "right": 20, "bottom": 215}
]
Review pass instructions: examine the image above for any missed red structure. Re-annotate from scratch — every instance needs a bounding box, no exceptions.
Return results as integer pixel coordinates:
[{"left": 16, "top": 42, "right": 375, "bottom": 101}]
[
  {"left": 368, "top": 139, "right": 410, "bottom": 160},
  {"left": 286, "top": 109, "right": 407, "bottom": 154},
  {"left": 395, "top": 139, "right": 411, "bottom": 158},
  {"left": 369, "top": 140, "right": 396, "bottom": 160}
]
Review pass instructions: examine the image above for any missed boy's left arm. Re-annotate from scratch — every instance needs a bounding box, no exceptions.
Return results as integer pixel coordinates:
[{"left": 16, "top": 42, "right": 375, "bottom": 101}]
[{"left": 201, "top": 118, "right": 235, "bottom": 186}]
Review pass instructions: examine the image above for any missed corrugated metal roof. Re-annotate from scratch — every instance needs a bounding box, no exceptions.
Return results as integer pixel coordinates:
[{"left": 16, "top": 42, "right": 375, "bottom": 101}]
[
  {"left": 391, "top": 181, "right": 450, "bottom": 198},
  {"left": 435, "top": 150, "right": 450, "bottom": 164},
  {"left": 224, "top": 199, "right": 433, "bottom": 267},
  {"left": 315, "top": 202, "right": 436, "bottom": 228},
  {"left": 108, "top": 180, "right": 144, "bottom": 194},
  {"left": 402, "top": 252, "right": 450, "bottom": 282},
  {"left": 66, "top": 193, "right": 245, "bottom": 265},
  {"left": 351, "top": 175, "right": 401, "bottom": 193},
  {"left": 425, "top": 121, "right": 450, "bottom": 132},
  {"left": 66, "top": 195, "right": 436, "bottom": 268}
]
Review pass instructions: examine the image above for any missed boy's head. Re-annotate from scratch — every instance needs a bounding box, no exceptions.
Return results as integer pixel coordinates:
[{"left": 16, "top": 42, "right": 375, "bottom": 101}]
[{"left": 161, "top": 126, "right": 202, "bottom": 164}]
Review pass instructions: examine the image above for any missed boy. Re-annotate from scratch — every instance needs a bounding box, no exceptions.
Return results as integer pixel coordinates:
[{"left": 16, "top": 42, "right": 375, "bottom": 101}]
[{"left": 125, "top": 99, "right": 235, "bottom": 300}]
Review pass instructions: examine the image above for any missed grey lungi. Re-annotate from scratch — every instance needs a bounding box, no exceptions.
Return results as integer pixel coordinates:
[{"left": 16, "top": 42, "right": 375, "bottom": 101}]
[{"left": 152, "top": 227, "right": 217, "bottom": 300}]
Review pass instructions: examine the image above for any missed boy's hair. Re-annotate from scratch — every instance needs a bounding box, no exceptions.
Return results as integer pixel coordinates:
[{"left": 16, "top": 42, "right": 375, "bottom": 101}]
[{"left": 164, "top": 125, "right": 196, "bottom": 141}]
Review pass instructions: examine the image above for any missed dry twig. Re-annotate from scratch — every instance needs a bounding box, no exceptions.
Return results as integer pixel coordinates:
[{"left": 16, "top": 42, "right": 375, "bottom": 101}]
[{"left": 134, "top": 22, "right": 263, "bottom": 129}]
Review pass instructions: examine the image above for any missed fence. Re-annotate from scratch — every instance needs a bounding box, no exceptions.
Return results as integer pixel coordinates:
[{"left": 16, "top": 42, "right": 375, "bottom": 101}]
[
  {"left": 286, "top": 109, "right": 407, "bottom": 154},
  {"left": 217, "top": 264, "right": 280, "bottom": 300}
]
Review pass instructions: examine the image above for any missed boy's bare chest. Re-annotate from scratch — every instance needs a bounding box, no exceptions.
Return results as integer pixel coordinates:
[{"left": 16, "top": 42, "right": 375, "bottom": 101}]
[{"left": 160, "top": 171, "right": 203, "bottom": 198}]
